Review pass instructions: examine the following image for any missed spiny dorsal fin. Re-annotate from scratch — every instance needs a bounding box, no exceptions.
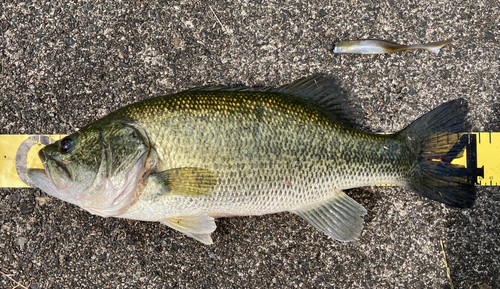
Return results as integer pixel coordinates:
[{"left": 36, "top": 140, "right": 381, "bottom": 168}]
[
  {"left": 181, "top": 75, "right": 363, "bottom": 129},
  {"left": 182, "top": 85, "right": 258, "bottom": 93}
]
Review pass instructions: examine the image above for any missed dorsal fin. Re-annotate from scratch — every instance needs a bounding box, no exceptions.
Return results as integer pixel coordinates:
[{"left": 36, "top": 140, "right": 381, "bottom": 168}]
[
  {"left": 182, "top": 74, "right": 363, "bottom": 128},
  {"left": 183, "top": 85, "right": 257, "bottom": 93},
  {"left": 270, "top": 74, "right": 363, "bottom": 128}
]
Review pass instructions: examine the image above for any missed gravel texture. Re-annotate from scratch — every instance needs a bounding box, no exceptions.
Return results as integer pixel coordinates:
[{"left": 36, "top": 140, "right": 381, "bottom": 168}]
[{"left": 1, "top": 0, "right": 499, "bottom": 288}]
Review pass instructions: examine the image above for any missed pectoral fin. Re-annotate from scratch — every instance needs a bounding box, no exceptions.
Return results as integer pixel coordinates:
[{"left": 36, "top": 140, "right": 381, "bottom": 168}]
[
  {"left": 148, "top": 167, "right": 218, "bottom": 197},
  {"left": 161, "top": 212, "right": 217, "bottom": 245},
  {"left": 291, "top": 191, "right": 367, "bottom": 242}
]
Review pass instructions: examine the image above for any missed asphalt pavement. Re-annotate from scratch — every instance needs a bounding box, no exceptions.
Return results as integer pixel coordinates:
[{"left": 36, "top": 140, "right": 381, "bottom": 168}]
[{"left": 1, "top": 0, "right": 499, "bottom": 288}]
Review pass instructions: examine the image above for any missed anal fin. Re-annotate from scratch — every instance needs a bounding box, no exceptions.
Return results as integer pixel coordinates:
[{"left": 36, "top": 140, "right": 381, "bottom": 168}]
[
  {"left": 161, "top": 212, "right": 217, "bottom": 245},
  {"left": 291, "top": 191, "right": 367, "bottom": 242}
]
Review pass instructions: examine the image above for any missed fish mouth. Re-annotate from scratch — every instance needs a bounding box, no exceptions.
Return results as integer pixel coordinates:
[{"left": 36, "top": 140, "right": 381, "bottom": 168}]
[
  {"left": 27, "top": 149, "right": 71, "bottom": 198},
  {"left": 27, "top": 165, "right": 60, "bottom": 200},
  {"left": 27, "top": 150, "right": 49, "bottom": 187}
]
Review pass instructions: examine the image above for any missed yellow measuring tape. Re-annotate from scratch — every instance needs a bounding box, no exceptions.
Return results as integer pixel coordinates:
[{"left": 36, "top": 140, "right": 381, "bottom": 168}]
[
  {"left": 0, "top": 135, "right": 65, "bottom": 188},
  {"left": 1, "top": 133, "right": 499, "bottom": 188}
]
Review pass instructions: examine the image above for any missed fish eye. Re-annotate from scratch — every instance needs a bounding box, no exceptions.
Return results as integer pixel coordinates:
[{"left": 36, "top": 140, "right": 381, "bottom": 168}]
[{"left": 60, "top": 138, "right": 73, "bottom": 153}]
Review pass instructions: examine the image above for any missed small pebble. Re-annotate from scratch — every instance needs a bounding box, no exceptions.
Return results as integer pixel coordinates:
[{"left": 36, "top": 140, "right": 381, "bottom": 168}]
[
  {"left": 20, "top": 203, "right": 34, "bottom": 214},
  {"left": 9, "top": 194, "right": 21, "bottom": 203},
  {"left": 65, "top": 37, "right": 76, "bottom": 47},
  {"left": 484, "top": 31, "right": 495, "bottom": 40},
  {"left": 17, "top": 236, "right": 27, "bottom": 250}
]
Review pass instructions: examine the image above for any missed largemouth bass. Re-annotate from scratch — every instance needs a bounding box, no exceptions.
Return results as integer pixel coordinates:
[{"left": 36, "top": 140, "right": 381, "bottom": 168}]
[
  {"left": 333, "top": 39, "right": 454, "bottom": 54},
  {"left": 27, "top": 75, "right": 475, "bottom": 244}
]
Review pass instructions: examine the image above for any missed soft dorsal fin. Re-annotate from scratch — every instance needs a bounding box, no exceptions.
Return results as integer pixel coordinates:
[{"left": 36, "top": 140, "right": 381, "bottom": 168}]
[{"left": 270, "top": 74, "right": 363, "bottom": 128}]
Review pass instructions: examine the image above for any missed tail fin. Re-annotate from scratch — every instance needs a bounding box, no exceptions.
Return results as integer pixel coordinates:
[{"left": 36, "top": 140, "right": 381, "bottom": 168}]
[
  {"left": 408, "top": 39, "right": 454, "bottom": 54},
  {"left": 398, "top": 99, "right": 476, "bottom": 208}
]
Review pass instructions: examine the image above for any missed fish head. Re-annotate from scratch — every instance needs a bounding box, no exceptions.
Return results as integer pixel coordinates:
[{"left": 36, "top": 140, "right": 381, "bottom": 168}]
[{"left": 27, "top": 118, "right": 156, "bottom": 217}]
